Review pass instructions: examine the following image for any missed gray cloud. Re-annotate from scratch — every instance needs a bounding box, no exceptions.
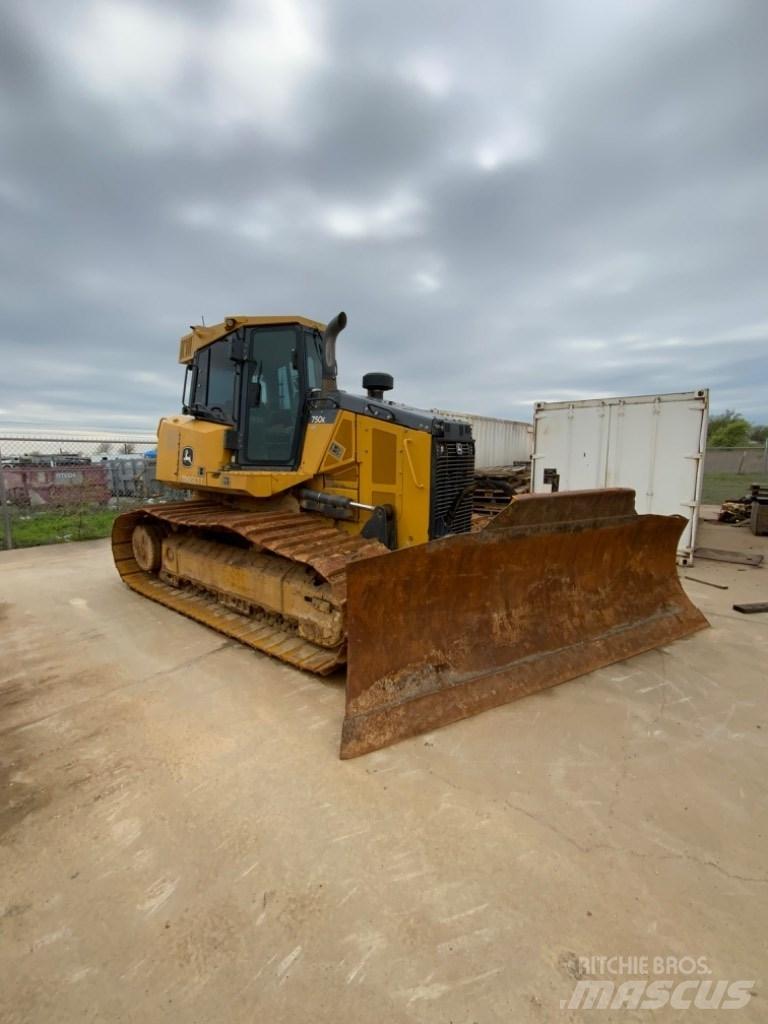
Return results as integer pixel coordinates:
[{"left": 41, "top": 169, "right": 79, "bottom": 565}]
[{"left": 0, "top": 0, "right": 766, "bottom": 430}]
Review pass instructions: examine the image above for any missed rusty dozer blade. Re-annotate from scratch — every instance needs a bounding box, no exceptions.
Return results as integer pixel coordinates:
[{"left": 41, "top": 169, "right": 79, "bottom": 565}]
[{"left": 341, "top": 489, "right": 708, "bottom": 758}]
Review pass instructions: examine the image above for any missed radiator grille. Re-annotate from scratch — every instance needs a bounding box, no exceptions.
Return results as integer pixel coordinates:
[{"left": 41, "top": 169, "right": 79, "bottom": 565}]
[{"left": 430, "top": 439, "right": 475, "bottom": 539}]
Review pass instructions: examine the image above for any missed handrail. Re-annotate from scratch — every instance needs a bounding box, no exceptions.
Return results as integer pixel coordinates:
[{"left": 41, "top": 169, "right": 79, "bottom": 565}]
[{"left": 403, "top": 437, "right": 424, "bottom": 489}]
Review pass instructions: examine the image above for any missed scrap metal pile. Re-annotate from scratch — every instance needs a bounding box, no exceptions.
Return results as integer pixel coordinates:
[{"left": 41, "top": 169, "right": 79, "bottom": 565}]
[{"left": 718, "top": 483, "right": 768, "bottom": 534}]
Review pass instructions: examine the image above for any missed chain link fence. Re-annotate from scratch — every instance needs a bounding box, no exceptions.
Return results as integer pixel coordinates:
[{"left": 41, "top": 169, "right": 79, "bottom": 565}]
[
  {"left": 0, "top": 431, "right": 180, "bottom": 550},
  {"left": 700, "top": 445, "right": 768, "bottom": 505},
  {"left": 704, "top": 445, "right": 768, "bottom": 475},
  {"left": 6, "top": 430, "right": 765, "bottom": 550}
]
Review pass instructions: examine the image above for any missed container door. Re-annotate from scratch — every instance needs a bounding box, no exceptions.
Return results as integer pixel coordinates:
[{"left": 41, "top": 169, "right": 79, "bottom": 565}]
[{"left": 532, "top": 402, "right": 610, "bottom": 491}]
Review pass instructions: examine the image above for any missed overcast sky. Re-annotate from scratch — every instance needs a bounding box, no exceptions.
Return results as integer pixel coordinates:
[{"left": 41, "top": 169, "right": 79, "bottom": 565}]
[{"left": 1, "top": 0, "right": 766, "bottom": 430}]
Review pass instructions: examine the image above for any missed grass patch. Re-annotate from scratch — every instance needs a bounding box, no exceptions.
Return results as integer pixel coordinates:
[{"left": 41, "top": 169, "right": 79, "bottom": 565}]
[
  {"left": 8, "top": 506, "right": 124, "bottom": 548},
  {"left": 701, "top": 472, "right": 768, "bottom": 505}
]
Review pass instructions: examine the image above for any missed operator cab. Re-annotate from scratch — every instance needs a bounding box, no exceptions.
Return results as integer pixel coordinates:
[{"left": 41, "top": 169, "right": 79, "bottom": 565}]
[
  {"left": 179, "top": 313, "right": 472, "bottom": 518},
  {"left": 183, "top": 322, "right": 326, "bottom": 467}
]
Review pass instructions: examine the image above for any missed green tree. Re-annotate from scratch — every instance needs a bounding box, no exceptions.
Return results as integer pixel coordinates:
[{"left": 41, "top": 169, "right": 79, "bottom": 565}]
[
  {"left": 750, "top": 423, "right": 768, "bottom": 445},
  {"left": 708, "top": 409, "right": 751, "bottom": 447}
]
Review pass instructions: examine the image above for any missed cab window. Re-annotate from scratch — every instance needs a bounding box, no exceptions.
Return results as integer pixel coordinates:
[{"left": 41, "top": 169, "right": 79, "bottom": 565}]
[
  {"left": 190, "top": 339, "right": 236, "bottom": 419},
  {"left": 305, "top": 330, "right": 323, "bottom": 390},
  {"left": 244, "top": 326, "right": 303, "bottom": 465}
]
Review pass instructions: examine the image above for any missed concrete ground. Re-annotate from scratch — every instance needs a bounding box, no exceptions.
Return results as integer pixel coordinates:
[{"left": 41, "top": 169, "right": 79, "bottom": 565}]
[{"left": 1, "top": 513, "right": 766, "bottom": 1022}]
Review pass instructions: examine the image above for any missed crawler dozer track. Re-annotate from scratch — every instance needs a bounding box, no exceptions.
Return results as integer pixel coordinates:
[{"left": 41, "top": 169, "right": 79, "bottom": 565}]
[
  {"left": 111, "top": 502, "right": 387, "bottom": 675},
  {"left": 112, "top": 490, "right": 708, "bottom": 758}
]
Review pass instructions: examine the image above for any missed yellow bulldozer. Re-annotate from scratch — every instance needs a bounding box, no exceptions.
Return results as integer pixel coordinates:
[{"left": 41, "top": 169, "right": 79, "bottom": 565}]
[{"left": 112, "top": 312, "right": 707, "bottom": 757}]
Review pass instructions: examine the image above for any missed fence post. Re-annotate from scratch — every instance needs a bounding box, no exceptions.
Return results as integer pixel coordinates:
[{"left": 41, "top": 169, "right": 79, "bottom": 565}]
[{"left": 0, "top": 444, "right": 13, "bottom": 551}]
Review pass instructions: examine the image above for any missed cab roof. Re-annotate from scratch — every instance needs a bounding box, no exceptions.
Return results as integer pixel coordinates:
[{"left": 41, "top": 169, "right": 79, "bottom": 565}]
[{"left": 179, "top": 315, "right": 326, "bottom": 364}]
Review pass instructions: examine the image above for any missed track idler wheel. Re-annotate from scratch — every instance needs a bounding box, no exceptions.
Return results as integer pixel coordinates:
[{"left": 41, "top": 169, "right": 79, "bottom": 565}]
[{"left": 131, "top": 522, "right": 164, "bottom": 573}]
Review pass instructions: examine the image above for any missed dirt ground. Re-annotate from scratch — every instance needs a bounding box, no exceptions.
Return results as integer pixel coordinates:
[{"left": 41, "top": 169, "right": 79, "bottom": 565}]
[{"left": 1, "top": 512, "right": 766, "bottom": 1022}]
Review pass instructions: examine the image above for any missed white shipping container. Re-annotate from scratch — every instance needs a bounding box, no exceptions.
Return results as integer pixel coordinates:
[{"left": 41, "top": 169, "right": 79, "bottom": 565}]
[
  {"left": 434, "top": 411, "right": 533, "bottom": 468},
  {"left": 531, "top": 390, "right": 709, "bottom": 564}
]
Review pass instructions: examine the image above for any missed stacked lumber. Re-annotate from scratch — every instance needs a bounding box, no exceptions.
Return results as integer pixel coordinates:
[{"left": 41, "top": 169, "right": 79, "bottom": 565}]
[{"left": 472, "top": 463, "right": 531, "bottom": 520}]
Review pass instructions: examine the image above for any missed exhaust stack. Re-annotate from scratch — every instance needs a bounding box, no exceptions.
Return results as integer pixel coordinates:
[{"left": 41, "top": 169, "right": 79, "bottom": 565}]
[{"left": 322, "top": 311, "right": 347, "bottom": 392}]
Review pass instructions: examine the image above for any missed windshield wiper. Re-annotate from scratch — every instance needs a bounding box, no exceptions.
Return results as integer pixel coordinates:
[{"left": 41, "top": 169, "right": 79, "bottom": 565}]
[{"left": 185, "top": 402, "right": 234, "bottom": 426}]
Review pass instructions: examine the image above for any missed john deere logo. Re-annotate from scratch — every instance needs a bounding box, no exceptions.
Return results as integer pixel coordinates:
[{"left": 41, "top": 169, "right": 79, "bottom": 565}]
[{"left": 182, "top": 447, "right": 194, "bottom": 467}]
